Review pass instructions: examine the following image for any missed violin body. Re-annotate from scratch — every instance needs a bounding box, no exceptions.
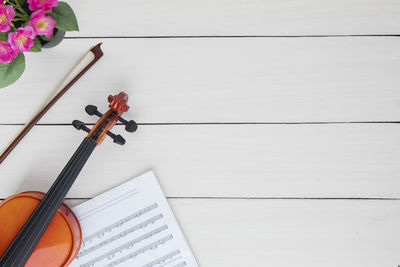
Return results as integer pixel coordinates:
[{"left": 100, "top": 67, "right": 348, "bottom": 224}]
[{"left": 0, "top": 191, "right": 81, "bottom": 266}]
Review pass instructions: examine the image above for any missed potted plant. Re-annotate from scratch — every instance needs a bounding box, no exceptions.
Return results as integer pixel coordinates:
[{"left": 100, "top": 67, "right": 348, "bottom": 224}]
[{"left": 0, "top": 0, "right": 78, "bottom": 88}]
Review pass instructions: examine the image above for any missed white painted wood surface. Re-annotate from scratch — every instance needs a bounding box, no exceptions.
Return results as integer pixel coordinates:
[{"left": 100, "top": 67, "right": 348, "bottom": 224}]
[
  {"left": 0, "top": 0, "right": 399, "bottom": 265},
  {"left": 1, "top": 37, "right": 400, "bottom": 124},
  {"left": 64, "top": 0, "right": 400, "bottom": 36},
  {"left": 1, "top": 124, "right": 400, "bottom": 198}
]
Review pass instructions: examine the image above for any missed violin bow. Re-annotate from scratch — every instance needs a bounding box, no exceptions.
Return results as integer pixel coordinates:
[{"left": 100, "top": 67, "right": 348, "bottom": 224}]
[{"left": 0, "top": 42, "right": 104, "bottom": 164}]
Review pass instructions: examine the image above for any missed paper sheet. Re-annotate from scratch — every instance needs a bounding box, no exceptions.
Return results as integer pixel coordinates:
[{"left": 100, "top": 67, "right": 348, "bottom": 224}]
[{"left": 70, "top": 171, "right": 198, "bottom": 267}]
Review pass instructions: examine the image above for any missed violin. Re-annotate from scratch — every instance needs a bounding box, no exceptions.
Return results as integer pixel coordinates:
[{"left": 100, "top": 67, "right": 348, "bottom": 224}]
[{"left": 0, "top": 92, "right": 137, "bottom": 266}]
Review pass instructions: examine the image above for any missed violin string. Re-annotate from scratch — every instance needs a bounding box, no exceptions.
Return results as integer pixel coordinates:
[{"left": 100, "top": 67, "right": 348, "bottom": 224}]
[
  {"left": 6, "top": 138, "right": 95, "bottom": 265},
  {"left": 12, "top": 139, "right": 94, "bottom": 265},
  {"left": 6, "top": 139, "right": 90, "bottom": 265},
  {"left": 28, "top": 139, "right": 95, "bottom": 259},
  {"left": 27, "top": 139, "right": 93, "bottom": 249}
]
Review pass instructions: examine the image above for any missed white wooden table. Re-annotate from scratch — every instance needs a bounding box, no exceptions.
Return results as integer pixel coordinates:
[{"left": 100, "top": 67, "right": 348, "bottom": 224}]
[{"left": 1, "top": 0, "right": 400, "bottom": 266}]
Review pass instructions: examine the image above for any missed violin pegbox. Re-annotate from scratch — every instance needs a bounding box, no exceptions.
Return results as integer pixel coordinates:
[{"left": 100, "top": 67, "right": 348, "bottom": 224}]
[{"left": 73, "top": 92, "right": 137, "bottom": 145}]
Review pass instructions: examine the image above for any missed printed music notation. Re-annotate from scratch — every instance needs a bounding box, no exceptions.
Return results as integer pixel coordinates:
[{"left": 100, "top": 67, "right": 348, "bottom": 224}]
[{"left": 70, "top": 171, "right": 198, "bottom": 267}]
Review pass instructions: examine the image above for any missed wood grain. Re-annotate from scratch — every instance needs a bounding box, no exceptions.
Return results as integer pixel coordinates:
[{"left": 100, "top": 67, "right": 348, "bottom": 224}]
[
  {"left": 0, "top": 37, "right": 399, "bottom": 124},
  {"left": 1, "top": 124, "right": 399, "bottom": 198},
  {"left": 63, "top": 0, "right": 400, "bottom": 37},
  {"left": 63, "top": 198, "right": 400, "bottom": 267}
]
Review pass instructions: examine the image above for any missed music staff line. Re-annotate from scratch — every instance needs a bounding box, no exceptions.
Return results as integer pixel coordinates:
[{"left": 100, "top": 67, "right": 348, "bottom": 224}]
[
  {"left": 80, "top": 235, "right": 174, "bottom": 267},
  {"left": 82, "top": 203, "right": 159, "bottom": 244},
  {"left": 78, "top": 216, "right": 165, "bottom": 258},
  {"left": 105, "top": 235, "right": 174, "bottom": 267},
  {"left": 78, "top": 189, "right": 139, "bottom": 221},
  {"left": 173, "top": 262, "right": 187, "bottom": 267},
  {"left": 143, "top": 250, "right": 181, "bottom": 267}
]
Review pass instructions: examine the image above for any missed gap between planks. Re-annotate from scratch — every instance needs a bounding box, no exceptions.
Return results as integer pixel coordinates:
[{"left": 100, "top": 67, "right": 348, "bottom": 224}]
[
  {"left": 33, "top": 197, "right": 400, "bottom": 200},
  {"left": 64, "top": 34, "right": 400, "bottom": 39},
  {"left": 2, "top": 198, "right": 400, "bottom": 201},
  {"left": 1, "top": 121, "right": 400, "bottom": 126}
]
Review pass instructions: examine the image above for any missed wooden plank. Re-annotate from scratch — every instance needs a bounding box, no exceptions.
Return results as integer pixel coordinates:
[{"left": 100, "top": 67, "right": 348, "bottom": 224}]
[
  {"left": 1, "top": 124, "right": 399, "bottom": 198},
  {"left": 63, "top": 0, "right": 400, "bottom": 36},
  {"left": 63, "top": 199, "right": 400, "bottom": 267},
  {"left": 1, "top": 37, "right": 400, "bottom": 124}
]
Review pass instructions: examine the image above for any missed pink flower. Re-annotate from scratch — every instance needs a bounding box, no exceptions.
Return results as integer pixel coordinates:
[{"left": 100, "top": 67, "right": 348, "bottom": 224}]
[
  {"left": 27, "top": 0, "right": 58, "bottom": 12},
  {"left": 0, "top": 4, "right": 15, "bottom": 32},
  {"left": 27, "top": 10, "right": 56, "bottom": 38},
  {"left": 0, "top": 41, "right": 17, "bottom": 63},
  {"left": 8, "top": 26, "right": 36, "bottom": 53}
]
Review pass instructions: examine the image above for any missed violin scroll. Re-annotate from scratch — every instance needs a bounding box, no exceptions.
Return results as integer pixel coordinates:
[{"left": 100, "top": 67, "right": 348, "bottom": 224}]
[{"left": 108, "top": 93, "right": 129, "bottom": 113}]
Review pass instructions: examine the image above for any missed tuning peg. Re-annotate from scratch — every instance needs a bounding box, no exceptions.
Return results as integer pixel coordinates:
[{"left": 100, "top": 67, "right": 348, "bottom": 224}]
[
  {"left": 118, "top": 117, "right": 137, "bottom": 133},
  {"left": 72, "top": 120, "right": 90, "bottom": 133},
  {"left": 106, "top": 131, "right": 126, "bottom": 145},
  {"left": 85, "top": 105, "right": 103, "bottom": 117}
]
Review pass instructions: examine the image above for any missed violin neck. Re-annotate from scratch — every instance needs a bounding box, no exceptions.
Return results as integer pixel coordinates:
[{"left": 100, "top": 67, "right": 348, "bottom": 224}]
[{"left": 0, "top": 137, "right": 97, "bottom": 266}]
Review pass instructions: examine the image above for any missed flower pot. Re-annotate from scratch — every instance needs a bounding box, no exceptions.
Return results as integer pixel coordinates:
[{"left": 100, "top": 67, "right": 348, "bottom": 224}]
[{"left": 40, "top": 29, "right": 66, "bottom": 49}]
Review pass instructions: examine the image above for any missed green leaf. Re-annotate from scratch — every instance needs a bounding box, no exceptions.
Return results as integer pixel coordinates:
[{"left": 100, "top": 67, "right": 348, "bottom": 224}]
[
  {"left": 49, "top": 2, "right": 79, "bottom": 32},
  {"left": 0, "top": 53, "right": 26, "bottom": 88},
  {"left": 0, "top": 32, "right": 8, "bottom": 42},
  {"left": 41, "top": 33, "right": 54, "bottom": 42},
  {"left": 30, "top": 37, "right": 42, "bottom": 52}
]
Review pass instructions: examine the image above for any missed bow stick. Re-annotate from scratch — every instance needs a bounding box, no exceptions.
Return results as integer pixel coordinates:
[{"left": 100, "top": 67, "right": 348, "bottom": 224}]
[{"left": 0, "top": 42, "right": 104, "bottom": 164}]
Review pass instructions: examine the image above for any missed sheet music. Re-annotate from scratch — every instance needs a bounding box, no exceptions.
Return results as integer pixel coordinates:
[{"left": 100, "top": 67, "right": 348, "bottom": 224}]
[{"left": 70, "top": 171, "right": 198, "bottom": 267}]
